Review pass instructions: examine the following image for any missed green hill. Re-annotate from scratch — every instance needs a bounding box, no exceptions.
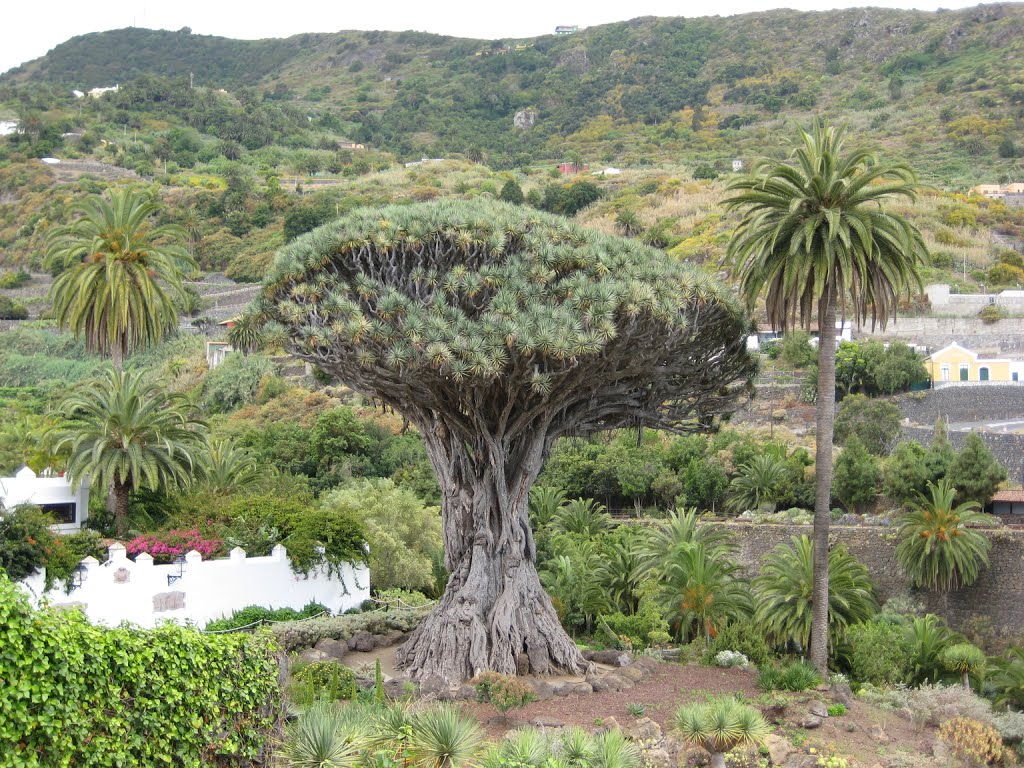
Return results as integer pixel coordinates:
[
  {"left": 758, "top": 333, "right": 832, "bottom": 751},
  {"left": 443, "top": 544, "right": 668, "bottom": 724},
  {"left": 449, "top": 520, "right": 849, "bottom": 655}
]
[{"left": 4, "top": 6, "right": 1023, "bottom": 182}]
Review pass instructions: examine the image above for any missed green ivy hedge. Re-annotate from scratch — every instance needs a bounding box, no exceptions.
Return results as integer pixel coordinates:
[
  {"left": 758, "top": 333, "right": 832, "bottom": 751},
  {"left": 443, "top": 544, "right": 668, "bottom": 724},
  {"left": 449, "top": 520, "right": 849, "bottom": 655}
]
[{"left": 0, "top": 575, "right": 282, "bottom": 767}]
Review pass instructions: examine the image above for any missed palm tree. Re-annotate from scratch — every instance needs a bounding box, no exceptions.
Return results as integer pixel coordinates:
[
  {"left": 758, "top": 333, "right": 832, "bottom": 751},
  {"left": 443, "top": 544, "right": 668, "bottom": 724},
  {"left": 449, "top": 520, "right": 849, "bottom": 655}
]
[
  {"left": 45, "top": 189, "right": 196, "bottom": 370},
  {"left": 51, "top": 367, "right": 207, "bottom": 536},
  {"left": 753, "top": 534, "right": 878, "bottom": 653},
  {"left": 553, "top": 497, "right": 612, "bottom": 536},
  {"left": 895, "top": 477, "right": 994, "bottom": 605},
  {"left": 599, "top": 533, "right": 648, "bottom": 615},
  {"left": 672, "top": 697, "right": 771, "bottom": 768},
  {"left": 227, "top": 311, "right": 266, "bottom": 355},
  {"left": 641, "top": 507, "right": 734, "bottom": 570},
  {"left": 528, "top": 485, "right": 568, "bottom": 530},
  {"left": 194, "top": 437, "right": 265, "bottom": 494},
  {"left": 658, "top": 542, "right": 752, "bottom": 642},
  {"left": 726, "top": 120, "right": 927, "bottom": 672},
  {"left": 726, "top": 453, "right": 787, "bottom": 513}
]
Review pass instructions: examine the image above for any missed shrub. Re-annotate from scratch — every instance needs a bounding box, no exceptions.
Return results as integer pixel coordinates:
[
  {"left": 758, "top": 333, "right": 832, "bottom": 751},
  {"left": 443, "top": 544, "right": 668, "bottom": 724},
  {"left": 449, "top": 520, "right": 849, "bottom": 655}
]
[
  {"left": 907, "top": 683, "right": 993, "bottom": 727},
  {"left": 0, "top": 269, "right": 30, "bottom": 288},
  {"left": 0, "top": 505, "right": 58, "bottom": 583},
  {"left": 601, "top": 603, "right": 670, "bottom": 650},
  {"left": 827, "top": 704, "right": 847, "bottom": 717},
  {"left": 0, "top": 295, "right": 28, "bottom": 320},
  {"left": 707, "top": 618, "right": 774, "bottom": 667},
  {"left": 939, "top": 718, "right": 1004, "bottom": 766},
  {"left": 201, "top": 352, "right": 276, "bottom": 413},
  {"left": 757, "top": 660, "right": 822, "bottom": 692},
  {"left": 994, "top": 712, "right": 1024, "bottom": 745},
  {"left": 844, "top": 621, "right": 913, "bottom": 685},
  {"left": 715, "top": 650, "right": 751, "bottom": 668},
  {"left": 125, "top": 528, "right": 223, "bottom": 563},
  {"left": 943, "top": 643, "right": 986, "bottom": 688},
  {"left": 0, "top": 574, "right": 281, "bottom": 767},
  {"left": 290, "top": 660, "right": 357, "bottom": 706},
  {"left": 205, "top": 601, "right": 329, "bottom": 631},
  {"left": 471, "top": 671, "right": 536, "bottom": 718}
]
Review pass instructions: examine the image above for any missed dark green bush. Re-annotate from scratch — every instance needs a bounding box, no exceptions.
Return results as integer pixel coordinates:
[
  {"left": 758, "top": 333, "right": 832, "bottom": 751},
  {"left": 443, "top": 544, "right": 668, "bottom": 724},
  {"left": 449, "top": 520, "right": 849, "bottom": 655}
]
[
  {"left": 706, "top": 618, "right": 775, "bottom": 667},
  {"left": 843, "top": 620, "right": 914, "bottom": 685},
  {"left": 0, "top": 295, "right": 28, "bottom": 320},
  {"left": 0, "top": 505, "right": 56, "bottom": 583},
  {"left": 0, "top": 574, "right": 281, "bottom": 767}
]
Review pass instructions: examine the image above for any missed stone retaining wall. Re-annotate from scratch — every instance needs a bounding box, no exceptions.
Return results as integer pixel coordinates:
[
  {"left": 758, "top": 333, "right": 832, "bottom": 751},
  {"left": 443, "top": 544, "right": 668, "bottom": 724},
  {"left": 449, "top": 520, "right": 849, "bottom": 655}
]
[
  {"left": 894, "top": 385, "right": 1024, "bottom": 425},
  {"left": 854, "top": 316, "right": 1024, "bottom": 352},
  {"left": 718, "top": 521, "right": 1024, "bottom": 631}
]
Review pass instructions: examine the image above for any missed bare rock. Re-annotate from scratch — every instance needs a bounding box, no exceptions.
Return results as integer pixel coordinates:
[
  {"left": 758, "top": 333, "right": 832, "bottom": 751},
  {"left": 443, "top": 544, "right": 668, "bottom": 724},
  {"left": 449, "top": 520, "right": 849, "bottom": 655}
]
[
  {"left": 799, "top": 714, "right": 824, "bottom": 729},
  {"left": 625, "top": 717, "right": 662, "bottom": 743},
  {"left": 378, "top": 630, "right": 406, "bottom": 647},
  {"left": 601, "top": 716, "right": 622, "bottom": 732},
  {"left": 643, "top": 747, "right": 671, "bottom": 768},
  {"left": 456, "top": 684, "right": 477, "bottom": 700},
  {"left": 314, "top": 637, "right": 348, "bottom": 660},
  {"left": 297, "top": 647, "right": 329, "bottom": 664},
  {"left": 530, "top": 716, "right": 565, "bottom": 728},
  {"left": 572, "top": 682, "right": 593, "bottom": 695},
  {"left": 869, "top": 723, "right": 890, "bottom": 745},
  {"left": 513, "top": 109, "right": 537, "bottom": 130},
  {"left": 765, "top": 734, "right": 795, "bottom": 765},
  {"left": 348, "top": 630, "right": 377, "bottom": 652},
  {"left": 586, "top": 673, "right": 611, "bottom": 693},
  {"left": 383, "top": 678, "right": 417, "bottom": 699},
  {"left": 631, "top": 656, "right": 660, "bottom": 673},
  {"left": 830, "top": 682, "right": 854, "bottom": 707},
  {"left": 783, "top": 757, "right": 820, "bottom": 768},
  {"left": 584, "top": 650, "right": 632, "bottom": 667},
  {"left": 808, "top": 701, "right": 829, "bottom": 719},
  {"left": 607, "top": 673, "right": 634, "bottom": 690},
  {"left": 526, "top": 678, "right": 555, "bottom": 701},
  {"left": 553, "top": 682, "right": 573, "bottom": 697},
  {"left": 419, "top": 674, "right": 450, "bottom": 698},
  {"left": 619, "top": 665, "right": 646, "bottom": 682}
]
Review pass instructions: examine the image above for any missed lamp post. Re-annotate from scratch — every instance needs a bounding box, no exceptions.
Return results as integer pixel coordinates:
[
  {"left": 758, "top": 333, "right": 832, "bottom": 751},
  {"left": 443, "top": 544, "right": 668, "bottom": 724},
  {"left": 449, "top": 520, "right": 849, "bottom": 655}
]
[
  {"left": 167, "top": 555, "right": 186, "bottom": 586},
  {"left": 68, "top": 561, "right": 88, "bottom": 592}
]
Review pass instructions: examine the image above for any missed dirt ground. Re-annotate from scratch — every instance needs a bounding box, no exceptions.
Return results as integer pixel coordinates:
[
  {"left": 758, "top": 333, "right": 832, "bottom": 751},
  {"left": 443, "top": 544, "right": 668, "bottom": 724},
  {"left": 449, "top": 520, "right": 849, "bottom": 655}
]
[{"left": 340, "top": 647, "right": 941, "bottom": 766}]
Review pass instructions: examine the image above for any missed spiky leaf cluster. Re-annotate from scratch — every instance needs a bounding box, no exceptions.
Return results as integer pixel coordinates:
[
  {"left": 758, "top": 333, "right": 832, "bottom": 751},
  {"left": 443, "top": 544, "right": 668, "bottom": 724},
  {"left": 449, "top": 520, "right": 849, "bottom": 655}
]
[{"left": 257, "top": 200, "right": 754, "bottom": 441}]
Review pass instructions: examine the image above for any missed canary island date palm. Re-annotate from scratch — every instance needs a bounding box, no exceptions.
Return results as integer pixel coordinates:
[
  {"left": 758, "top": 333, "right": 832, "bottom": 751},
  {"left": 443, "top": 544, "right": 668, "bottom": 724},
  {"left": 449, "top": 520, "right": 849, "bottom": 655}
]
[
  {"left": 45, "top": 189, "right": 196, "bottom": 370},
  {"left": 753, "top": 534, "right": 878, "bottom": 652},
  {"left": 51, "top": 367, "right": 207, "bottom": 537},
  {"left": 255, "top": 198, "right": 756, "bottom": 682},
  {"left": 895, "top": 477, "right": 994, "bottom": 605},
  {"left": 726, "top": 120, "right": 927, "bottom": 672}
]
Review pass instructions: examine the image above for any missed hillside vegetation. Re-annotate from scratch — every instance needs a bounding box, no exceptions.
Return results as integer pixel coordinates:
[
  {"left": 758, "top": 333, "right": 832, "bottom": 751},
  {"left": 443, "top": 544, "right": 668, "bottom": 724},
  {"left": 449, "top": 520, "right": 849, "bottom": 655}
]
[{"left": 3, "top": 6, "right": 1023, "bottom": 183}]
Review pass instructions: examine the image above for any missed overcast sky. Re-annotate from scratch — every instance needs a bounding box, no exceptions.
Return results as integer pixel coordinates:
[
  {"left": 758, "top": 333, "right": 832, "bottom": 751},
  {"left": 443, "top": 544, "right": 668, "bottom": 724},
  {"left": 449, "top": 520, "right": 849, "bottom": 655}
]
[{"left": 1, "top": 0, "right": 991, "bottom": 78}]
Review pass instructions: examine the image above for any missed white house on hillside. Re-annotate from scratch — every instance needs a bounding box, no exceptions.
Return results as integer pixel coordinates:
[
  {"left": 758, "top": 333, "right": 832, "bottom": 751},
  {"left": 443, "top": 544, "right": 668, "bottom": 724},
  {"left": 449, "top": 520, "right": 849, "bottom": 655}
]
[{"left": 0, "top": 467, "right": 90, "bottom": 532}]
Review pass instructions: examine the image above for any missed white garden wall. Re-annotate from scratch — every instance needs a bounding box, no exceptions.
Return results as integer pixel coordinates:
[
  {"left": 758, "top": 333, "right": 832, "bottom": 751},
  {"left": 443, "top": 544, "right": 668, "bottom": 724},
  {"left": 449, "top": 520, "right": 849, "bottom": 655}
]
[{"left": 21, "top": 543, "right": 369, "bottom": 629}]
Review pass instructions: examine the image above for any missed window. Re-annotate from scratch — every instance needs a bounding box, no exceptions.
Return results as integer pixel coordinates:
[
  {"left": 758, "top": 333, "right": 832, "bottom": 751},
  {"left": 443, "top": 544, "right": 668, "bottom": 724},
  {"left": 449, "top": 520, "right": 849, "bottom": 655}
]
[
  {"left": 941, "top": 364, "right": 950, "bottom": 381},
  {"left": 39, "top": 502, "right": 76, "bottom": 525},
  {"left": 1014, "top": 372, "right": 1019, "bottom": 382},
  {"left": 980, "top": 367, "right": 990, "bottom": 381},
  {"left": 960, "top": 364, "right": 969, "bottom": 381}
]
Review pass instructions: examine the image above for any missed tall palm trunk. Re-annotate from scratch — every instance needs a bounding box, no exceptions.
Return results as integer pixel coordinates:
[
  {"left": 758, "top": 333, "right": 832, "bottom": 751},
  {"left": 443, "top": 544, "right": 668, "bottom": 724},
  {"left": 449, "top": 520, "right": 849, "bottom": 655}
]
[
  {"left": 111, "top": 474, "right": 131, "bottom": 538},
  {"left": 810, "top": 292, "right": 837, "bottom": 674}
]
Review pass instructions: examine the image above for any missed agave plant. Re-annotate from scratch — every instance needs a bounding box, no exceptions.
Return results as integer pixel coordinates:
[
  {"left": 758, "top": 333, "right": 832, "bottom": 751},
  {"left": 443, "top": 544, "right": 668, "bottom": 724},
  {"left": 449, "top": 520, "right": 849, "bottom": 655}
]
[
  {"left": 407, "top": 703, "right": 485, "bottom": 768},
  {"left": 672, "top": 697, "right": 771, "bottom": 768},
  {"left": 278, "top": 701, "right": 368, "bottom": 768},
  {"left": 942, "top": 643, "right": 986, "bottom": 691}
]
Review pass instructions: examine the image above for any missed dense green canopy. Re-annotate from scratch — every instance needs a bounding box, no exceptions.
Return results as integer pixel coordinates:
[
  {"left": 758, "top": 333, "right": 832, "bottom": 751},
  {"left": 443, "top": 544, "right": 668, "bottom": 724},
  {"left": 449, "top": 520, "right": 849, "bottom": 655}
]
[{"left": 256, "top": 199, "right": 755, "bottom": 443}]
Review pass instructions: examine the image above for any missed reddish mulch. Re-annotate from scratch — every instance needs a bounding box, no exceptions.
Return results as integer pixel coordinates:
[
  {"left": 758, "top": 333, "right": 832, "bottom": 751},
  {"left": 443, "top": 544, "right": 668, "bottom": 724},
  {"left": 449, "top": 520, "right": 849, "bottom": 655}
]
[{"left": 457, "top": 661, "right": 938, "bottom": 766}]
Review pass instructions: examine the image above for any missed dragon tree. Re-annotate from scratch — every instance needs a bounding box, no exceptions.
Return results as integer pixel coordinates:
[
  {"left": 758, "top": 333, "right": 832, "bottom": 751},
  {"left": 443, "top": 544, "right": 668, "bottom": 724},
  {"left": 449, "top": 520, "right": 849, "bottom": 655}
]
[{"left": 255, "top": 199, "right": 755, "bottom": 683}]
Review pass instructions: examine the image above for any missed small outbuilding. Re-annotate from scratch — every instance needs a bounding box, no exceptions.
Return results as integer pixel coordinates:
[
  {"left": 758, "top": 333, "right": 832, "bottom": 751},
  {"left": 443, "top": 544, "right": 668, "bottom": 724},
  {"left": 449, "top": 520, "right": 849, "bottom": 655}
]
[{"left": 0, "top": 467, "right": 90, "bottom": 532}]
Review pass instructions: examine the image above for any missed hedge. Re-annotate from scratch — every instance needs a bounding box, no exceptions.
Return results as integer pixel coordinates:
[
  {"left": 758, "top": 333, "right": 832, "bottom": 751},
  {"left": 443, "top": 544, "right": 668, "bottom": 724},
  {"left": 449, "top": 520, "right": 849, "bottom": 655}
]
[{"left": 0, "top": 575, "right": 282, "bottom": 767}]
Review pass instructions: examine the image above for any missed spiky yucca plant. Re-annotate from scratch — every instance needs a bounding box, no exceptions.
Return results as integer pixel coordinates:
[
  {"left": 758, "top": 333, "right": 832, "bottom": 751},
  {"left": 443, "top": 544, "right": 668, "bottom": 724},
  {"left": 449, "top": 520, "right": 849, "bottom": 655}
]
[
  {"left": 258, "top": 198, "right": 755, "bottom": 682},
  {"left": 407, "top": 703, "right": 485, "bottom": 768},
  {"left": 942, "top": 643, "right": 986, "bottom": 691},
  {"left": 673, "top": 697, "right": 771, "bottom": 768},
  {"left": 278, "top": 701, "right": 367, "bottom": 768}
]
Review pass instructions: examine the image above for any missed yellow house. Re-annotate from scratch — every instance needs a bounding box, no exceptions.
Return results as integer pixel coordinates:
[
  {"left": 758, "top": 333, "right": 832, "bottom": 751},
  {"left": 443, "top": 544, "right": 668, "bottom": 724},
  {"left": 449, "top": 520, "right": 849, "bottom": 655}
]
[{"left": 928, "top": 342, "right": 1023, "bottom": 383}]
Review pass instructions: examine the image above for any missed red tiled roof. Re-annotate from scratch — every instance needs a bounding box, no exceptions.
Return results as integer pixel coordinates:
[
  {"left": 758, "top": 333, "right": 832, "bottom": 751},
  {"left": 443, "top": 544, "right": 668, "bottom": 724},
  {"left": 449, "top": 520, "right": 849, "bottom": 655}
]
[{"left": 992, "top": 490, "right": 1024, "bottom": 503}]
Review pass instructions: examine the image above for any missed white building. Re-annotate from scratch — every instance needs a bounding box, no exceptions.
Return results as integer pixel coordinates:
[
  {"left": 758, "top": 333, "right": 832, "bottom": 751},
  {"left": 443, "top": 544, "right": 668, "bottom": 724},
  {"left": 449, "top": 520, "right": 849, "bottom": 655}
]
[
  {"left": 732, "top": 159, "right": 744, "bottom": 172},
  {"left": 206, "top": 340, "right": 234, "bottom": 369},
  {"left": 0, "top": 467, "right": 90, "bottom": 532}
]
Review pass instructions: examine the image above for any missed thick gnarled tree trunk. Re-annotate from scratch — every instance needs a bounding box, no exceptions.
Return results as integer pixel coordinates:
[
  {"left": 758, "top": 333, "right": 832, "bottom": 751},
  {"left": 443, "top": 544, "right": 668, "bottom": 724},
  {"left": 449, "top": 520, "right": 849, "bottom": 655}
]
[{"left": 396, "top": 419, "right": 588, "bottom": 684}]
